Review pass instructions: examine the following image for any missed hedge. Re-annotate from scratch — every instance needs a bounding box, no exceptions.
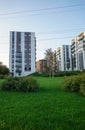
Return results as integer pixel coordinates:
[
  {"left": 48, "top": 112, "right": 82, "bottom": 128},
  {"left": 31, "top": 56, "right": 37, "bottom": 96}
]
[
  {"left": 1, "top": 76, "right": 38, "bottom": 92},
  {"left": 62, "top": 74, "right": 85, "bottom": 96}
]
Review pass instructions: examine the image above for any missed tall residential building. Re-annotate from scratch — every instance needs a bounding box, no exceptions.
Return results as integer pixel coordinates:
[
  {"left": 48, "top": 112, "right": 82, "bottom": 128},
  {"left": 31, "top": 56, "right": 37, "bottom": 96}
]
[
  {"left": 9, "top": 31, "right": 36, "bottom": 76},
  {"left": 36, "top": 59, "right": 47, "bottom": 73},
  {"left": 71, "top": 32, "right": 85, "bottom": 70},
  {"left": 56, "top": 45, "right": 72, "bottom": 71},
  {"left": 56, "top": 47, "right": 61, "bottom": 71}
]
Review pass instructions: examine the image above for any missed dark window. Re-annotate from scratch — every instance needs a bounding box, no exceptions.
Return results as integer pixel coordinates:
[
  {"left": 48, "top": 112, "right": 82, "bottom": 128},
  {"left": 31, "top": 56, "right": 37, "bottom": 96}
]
[
  {"left": 12, "top": 45, "right": 14, "bottom": 48},
  {"left": 25, "top": 67, "right": 27, "bottom": 71},
  {"left": 12, "top": 32, "right": 14, "bottom": 43},
  {"left": 12, "top": 55, "right": 14, "bottom": 58},
  {"left": 29, "top": 67, "right": 31, "bottom": 71},
  {"left": 12, "top": 50, "right": 14, "bottom": 53}
]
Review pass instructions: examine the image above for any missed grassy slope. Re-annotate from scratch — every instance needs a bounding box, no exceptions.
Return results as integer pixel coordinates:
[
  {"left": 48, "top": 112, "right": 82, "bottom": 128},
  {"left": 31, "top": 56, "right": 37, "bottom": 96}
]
[
  {"left": 0, "top": 79, "right": 4, "bottom": 84},
  {"left": 0, "top": 77, "right": 85, "bottom": 130}
]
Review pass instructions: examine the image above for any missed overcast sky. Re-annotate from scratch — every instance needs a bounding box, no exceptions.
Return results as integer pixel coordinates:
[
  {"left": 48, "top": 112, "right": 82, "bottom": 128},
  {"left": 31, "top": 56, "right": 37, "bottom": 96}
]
[{"left": 0, "top": 0, "right": 85, "bottom": 67}]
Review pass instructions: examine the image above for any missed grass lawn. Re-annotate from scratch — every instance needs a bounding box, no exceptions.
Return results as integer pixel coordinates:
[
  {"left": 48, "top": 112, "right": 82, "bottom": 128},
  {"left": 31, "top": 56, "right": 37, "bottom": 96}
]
[
  {"left": 0, "top": 77, "right": 85, "bottom": 130},
  {"left": 0, "top": 79, "right": 4, "bottom": 85}
]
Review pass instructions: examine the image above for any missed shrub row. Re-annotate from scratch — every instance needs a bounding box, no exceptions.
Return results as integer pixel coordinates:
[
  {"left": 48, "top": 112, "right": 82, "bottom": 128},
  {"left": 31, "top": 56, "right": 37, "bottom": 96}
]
[
  {"left": 0, "top": 74, "right": 8, "bottom": 79},
  {"left": 55, "top": 70, "right": 81, "bottom": 77},
  {"left": 1, "top": 76, "right": 38, "bottom": 92},
  {"left": 32, "top": 71, "right": 81, "bottom": 77},
  {"left": 62, "top": 74, "right": 85, "bottom": 96}
]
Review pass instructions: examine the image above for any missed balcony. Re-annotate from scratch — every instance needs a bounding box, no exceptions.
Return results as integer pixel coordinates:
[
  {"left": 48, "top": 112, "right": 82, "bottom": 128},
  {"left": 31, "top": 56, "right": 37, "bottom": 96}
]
[
  {"left": 16, "top": 65, "right": 22, "bottom": 68},
  {"left": 83, "top": 38, "right": 85, "bottom": 42},
  {"left": 78, "top": 36, "right": 84, "bottom": 41},
  {"left": 16, "top": 52, "right": 22, "bottom": 56},
  {"left": 16, "top": 62, "right": 22, "bottom": 66},
  {"left": 16, "top": 57, "right": 22, "bottom": 63}
]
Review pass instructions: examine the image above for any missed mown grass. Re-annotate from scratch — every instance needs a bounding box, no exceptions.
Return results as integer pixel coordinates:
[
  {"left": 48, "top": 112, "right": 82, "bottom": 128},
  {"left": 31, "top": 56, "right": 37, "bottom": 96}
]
[
  {"left": 0, "top": 79, "right": 4, "bottom": 84},
  {"left": 0, "top": 77, "right": 85, "bottom": 130}
]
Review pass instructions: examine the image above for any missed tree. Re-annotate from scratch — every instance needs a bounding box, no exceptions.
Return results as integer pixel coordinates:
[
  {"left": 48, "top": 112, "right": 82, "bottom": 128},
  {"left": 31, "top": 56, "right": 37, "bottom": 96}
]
[
  {"left": 0, "top": 61, "right": 9, "bottom": 75},
  {"left": 44, "top": 48, "right": 57, "bottom": 77},
  {"left": 53, "top": 50, "right": 57, "bottom": 74}
]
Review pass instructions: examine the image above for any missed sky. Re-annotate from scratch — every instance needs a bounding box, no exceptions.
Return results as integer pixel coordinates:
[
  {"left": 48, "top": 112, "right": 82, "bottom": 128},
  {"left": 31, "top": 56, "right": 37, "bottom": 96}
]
[{"left": 0, "top": 0, "right": 85, "bottom": 67}]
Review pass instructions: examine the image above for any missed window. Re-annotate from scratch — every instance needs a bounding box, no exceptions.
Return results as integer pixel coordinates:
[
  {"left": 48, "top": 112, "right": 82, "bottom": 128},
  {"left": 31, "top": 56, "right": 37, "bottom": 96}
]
[
  {"left": 12, "top": 60, "right": 14, "bottom": 63},
  {"left": 25, "top": 67, "right": 27, "bottom": 71},
  {"left": 12, "top": 50, "right": 14, "bottom": 53},
  {"left": 29, "top": 67, "right": 31, "bottom": 71},
  {"left": 12, "top": 65, "right": 14, "bottom": 68},
  {"left": 12, "top": 32, "right": 14, "bottom": 43},
  {"left": 12, "top": 45, "right": 14, "bottom": 48},
  {"left": 12, "top": 55, "right": 14, "bottom": 58}
]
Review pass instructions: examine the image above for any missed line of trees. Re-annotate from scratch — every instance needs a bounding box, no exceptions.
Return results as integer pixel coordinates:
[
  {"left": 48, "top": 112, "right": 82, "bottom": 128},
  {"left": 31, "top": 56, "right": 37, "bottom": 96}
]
[{"left": 0, "top": 61, "right": 9, "bottom": 75}]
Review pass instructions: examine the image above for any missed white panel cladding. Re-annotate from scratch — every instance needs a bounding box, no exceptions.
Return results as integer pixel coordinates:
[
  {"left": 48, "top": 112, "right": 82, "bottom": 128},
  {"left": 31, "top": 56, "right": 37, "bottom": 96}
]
[
  {"left": 9, "top": 32, "right": 12, "bottom": 72},
  {"left": 21, "top": 32, "right": 25, "bottom": 74},
  {"left": 61, "top": 45, "right": 64, "bottom": 71},
  {"left": 83, "top": 50, "right": 85, "bottom": 69},
  {"left": 57, "top": 45, "right": 72, "bottom": 71},
  {"left": 71, "top": 32, "right": 85, "bottom": 70},
  {"left": 9, "top": 31, "right": 36, "bottom": 76},
  {"left": 69, "top": 45, "right": 72, "bottom": 70},
  {"left": 14, "top": 32, "right": 17, "bottom": 76},
  {"left": 31, "top": 32, "right": 35, "bottom": 72}
]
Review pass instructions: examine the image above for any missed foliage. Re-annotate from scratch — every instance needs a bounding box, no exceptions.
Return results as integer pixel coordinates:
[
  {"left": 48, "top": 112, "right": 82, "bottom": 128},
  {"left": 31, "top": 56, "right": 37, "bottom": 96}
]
[
  {"left": 30, "top": 72, "right": 43, "bottom": 77},
  {"left": 44, "top": 48, "right": 57, "bottom": 77},
  {"left": 80, "top": 84, "right": 85, "bottom": 96},
  {"left": 0, "top": 74, "right": 8, "bottom": 79},
  {"left": 55, "top": 70, "right": 81, "bottom": 77},
  {"left": 32, "top": 70, "right": 81, "bottom": 77},
  {"left": 62, "top": 74, "right": 85, "bottom": 96},
  {"left": 1, "top": 76, "right": 38, "bottom": 92},
  {"left": 18, "top": 76, "right": 38, "bottom": 92},
  {"left": 0, "top": 62, "right": 9, "bottom": 75},
  {"left": 1, "top": 77, "right": 20, "bottom": 91}
]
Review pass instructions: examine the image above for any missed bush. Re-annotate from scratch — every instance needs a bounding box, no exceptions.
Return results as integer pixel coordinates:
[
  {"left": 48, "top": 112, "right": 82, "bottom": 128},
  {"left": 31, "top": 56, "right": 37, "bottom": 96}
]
[
  {"left": 0, "top": 63, "right": 9, "bottom": 75},
  {"left": 55, "top": 70, "right": 81, "bottom": 77},
  {"left": 62, "top": 74, "right": 85, "bottom": 95},
  {"left": 31, "top": 71, "right": 82, "bottom": 77},
  {"left": 0, "top": 74, "right": 8, "bottom": 79},
  {"left": 18, "top": 77, "right": 38, "bottom": 92},
  {"left": 80, "top": 84, "right": 85, "bottom": 96},
  {"left": 27, "top": 76, "right": 38, "bottom": 91},
  {"left": 1, "top": 76, "right": 38, "bottom": 92},
  {"left": 17, "top": 78, "right": 28, "bottom": 92},
  {"left": 0, "top": 74, "right": 4, "bottom": 79},
  {"left": 1, "top": 77, "right": 20, "bottom": 91}
]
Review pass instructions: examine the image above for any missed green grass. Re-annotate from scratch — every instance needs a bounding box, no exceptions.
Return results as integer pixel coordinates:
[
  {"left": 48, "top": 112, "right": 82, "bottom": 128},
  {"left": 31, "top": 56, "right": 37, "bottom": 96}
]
[
  {"left": 0, "top": 77, "right": 85, "bottom": 130},
  {"left": 0, "top": 79, "right": 4, "bottom": 84}
]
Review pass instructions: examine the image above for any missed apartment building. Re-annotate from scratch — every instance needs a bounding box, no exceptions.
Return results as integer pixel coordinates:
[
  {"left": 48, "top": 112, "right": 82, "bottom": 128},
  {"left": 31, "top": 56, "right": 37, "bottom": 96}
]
[
  {"left": 36, "top": 59, "right": 47, "bottom": 73},
  {"left": 9, "top": 31, "right": 36, "bottom": 76},
  {"left": 56, "top": 45, "right": 72, "bottom": 71},
  {"left": 56, "top": 47, "right": 61, "bottom": 71},
  {"left": 71, "top": 32, "right": 85, "bottom": 70}
]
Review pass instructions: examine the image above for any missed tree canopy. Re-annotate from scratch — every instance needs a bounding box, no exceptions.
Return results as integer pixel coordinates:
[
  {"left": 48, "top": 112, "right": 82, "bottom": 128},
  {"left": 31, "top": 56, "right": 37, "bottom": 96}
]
[
  {"left": 0, "top": 61, "right": 9, "bottom": 75},
  {"left": 44, "top": 48, "right": 57, "bottom": 77}
]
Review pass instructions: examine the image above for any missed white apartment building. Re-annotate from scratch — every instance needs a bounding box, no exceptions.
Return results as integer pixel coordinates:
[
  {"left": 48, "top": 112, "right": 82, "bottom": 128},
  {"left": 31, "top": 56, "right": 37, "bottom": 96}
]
[
  {"left": 9, "top": 31, "right": 36, "bottom": 76},
  {"left": 56, "top": 45, "right": 72, "bottom": 71},
  {"left": 71, "top": 32, "right": 85, "bottom": 70}
]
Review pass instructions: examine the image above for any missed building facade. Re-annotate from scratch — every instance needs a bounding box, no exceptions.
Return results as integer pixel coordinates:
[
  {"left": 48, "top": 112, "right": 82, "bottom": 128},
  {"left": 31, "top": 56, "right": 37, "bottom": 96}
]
[
  {"left": 71, "top": 32, "right": 85, "bottom": 70},
  {"left": 56, "top": 45, "right": 72, "bottom": 71},
  {"left": 9, "top": 31, "right": 36, "bottom": 76},
  {"left": 36, "top": 59, "right": 47, "bottom": 73},
  {"left": 56, "top": 47, "right": 61, "bottom": 71}
]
